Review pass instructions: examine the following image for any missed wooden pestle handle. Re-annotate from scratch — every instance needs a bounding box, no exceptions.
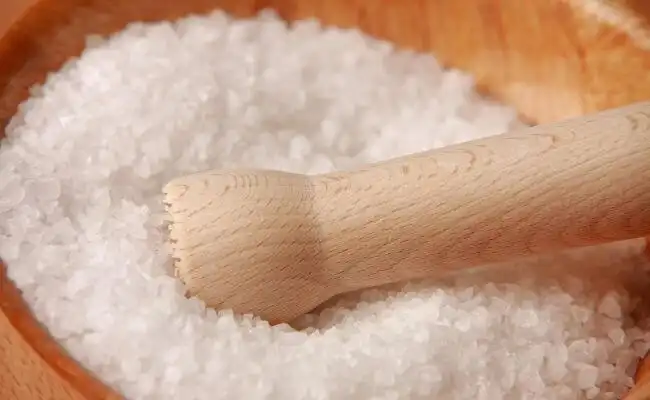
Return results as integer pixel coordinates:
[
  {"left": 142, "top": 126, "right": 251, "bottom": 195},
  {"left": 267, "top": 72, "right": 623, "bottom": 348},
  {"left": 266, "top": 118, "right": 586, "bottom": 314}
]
[
  {"left": 165, "top": 102, "right": 650, "bottom": 323},
  {"left": 310, "top": 102, "right": 650, "bottom": 290}
]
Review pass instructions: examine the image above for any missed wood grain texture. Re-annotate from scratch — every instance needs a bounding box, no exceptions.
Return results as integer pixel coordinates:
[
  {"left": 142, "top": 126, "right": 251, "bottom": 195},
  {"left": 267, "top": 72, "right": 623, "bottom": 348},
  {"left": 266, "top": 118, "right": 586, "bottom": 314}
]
[
  {"left": 165, "top": 101, "right": 650, "bottom": 324},
  {"left": 1, "top": 0, "right": 650, "bottom": 398},
  {"left": 627, "top": 353, "right": 650, "bottom": 400}
]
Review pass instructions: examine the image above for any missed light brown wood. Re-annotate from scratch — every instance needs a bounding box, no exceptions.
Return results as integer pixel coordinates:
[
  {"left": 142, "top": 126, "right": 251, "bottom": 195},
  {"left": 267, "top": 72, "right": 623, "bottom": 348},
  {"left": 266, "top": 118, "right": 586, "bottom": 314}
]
[
  {"left": 1, "top": 0, "right": 650, "bottom": 398},
  {"left": 626, "top": 353, "right": 650, "bottom": 400},
  {"left": 165, "top": 101, "right": 650, "bottom": 324}
]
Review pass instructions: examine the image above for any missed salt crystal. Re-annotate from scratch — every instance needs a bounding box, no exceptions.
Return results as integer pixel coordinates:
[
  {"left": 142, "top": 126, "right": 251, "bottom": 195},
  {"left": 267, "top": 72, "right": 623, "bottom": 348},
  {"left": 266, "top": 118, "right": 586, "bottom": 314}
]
[
  {"left": 0, "top": 236, "right": 21, "bottom": 261},
  {"left": 454, "top": 317, "right": 472, "bottom": 332},
  {"left": 576, "top": 364, "right": 599, "bottom": 389},
  {"left": 608, "top": 327, "right": 626, "bottom": 346},
  {"left": 513, "top": 308, "right": 540, "bottom": 328},
  {"left": 598, "top": 292, "right": 623, "bottom": 319},
  {"left": 0, "top": 178, "right": 26, "bottom": 213},
  {"left": 585, "top": 387, "right": 600, "bottom": 399},
  {"left": 289, "top": 135, "right": 311, "bottom": 159}
]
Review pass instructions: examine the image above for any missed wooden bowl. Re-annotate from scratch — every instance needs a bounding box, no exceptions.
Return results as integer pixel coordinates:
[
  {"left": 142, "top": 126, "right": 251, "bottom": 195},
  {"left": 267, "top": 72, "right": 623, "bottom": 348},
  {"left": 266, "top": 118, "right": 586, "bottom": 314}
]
[{"left": 1, "top": 0, "right": 650, "bottom": 398}]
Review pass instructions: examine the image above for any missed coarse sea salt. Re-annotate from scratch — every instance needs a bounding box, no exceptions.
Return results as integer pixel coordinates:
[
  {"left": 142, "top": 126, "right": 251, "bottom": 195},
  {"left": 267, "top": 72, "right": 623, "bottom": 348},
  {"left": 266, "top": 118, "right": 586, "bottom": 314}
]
[{"left": 1, "top": 9, "right": 650, "bottom": 400}]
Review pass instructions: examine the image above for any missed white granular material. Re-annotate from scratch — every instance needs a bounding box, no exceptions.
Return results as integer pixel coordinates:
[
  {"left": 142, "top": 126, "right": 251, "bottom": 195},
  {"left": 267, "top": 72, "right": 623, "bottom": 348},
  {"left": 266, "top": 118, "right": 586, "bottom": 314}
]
[{"left": 1, "top": 9, "right": 650, "bottom": 400}]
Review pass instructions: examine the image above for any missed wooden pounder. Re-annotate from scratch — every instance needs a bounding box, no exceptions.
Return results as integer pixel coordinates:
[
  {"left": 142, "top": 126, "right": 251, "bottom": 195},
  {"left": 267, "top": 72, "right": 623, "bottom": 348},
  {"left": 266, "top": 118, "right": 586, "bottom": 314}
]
[{"left": 164, "top": 101, "right": 650, "bottom": 324}]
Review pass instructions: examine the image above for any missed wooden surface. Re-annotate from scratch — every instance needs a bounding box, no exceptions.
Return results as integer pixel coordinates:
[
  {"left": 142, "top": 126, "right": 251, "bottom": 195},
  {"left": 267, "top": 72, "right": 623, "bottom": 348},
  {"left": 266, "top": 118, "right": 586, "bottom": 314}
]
[
  {"left": 627, "top": 354, "right": 650, "bottom": 400},
  {"left": 1, "top": 0, "right": 650, "bottom": 398}
]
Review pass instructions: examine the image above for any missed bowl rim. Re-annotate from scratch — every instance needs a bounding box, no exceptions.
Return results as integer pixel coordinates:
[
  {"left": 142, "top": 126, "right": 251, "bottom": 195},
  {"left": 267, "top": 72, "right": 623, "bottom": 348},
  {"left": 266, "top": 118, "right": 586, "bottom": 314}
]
[{"left": 0, "top": 1, "right": 120, "bottom": 398}]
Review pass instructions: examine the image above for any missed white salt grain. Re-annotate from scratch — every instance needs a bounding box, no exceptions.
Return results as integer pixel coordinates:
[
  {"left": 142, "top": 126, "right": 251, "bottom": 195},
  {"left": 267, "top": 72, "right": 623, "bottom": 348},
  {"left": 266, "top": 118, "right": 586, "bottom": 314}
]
[
  {"left": 599, "top": 292, "right": 623, "bottom": 319},
  {"left": 577, "top": 363, "right": 600, "bottom": 389},
  {"left": 1, "top": 9, "right": 649, "bottom": 400}
]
